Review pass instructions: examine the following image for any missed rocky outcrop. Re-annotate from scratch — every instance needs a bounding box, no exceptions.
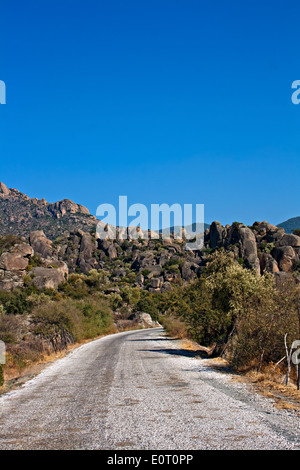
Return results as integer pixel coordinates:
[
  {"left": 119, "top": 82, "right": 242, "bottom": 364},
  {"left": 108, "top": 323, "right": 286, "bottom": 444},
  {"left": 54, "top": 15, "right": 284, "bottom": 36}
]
[
  {"left": 30, "top": 231, "right": 53, "bottom": 258},
  {"left": 32, "top": 260, "right": 68, "bottom": 290},
  {"left": 78, "top": 231, "right": 96, "bottom": 272},
  {"left": 127, "top": 312, "right": 161, "bottom": 328},
  {"left": 0, "top": 182, "right": 10, "bottom": 197},
  {"left": 0, "top": 243, "right": 34, "bottom": 291},
  {"left": 204, "top": 220, "right": 299, "bottom": 277},
  {"left": 0, "top": 234, "right": 68, "bottom": 291},
  {"left": 0, "top": 181, "right": 299, "bottom": 293},
  {"left": 0, "top": 182, "right": 97, "bottom": 239},
  {"left": 210, "top": 221, "right": 226, "bottom": 249}
]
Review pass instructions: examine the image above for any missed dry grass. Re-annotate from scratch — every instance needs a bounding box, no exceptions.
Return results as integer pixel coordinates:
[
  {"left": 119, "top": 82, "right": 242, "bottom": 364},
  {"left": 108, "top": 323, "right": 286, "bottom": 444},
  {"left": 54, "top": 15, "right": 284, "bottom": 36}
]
[
  {"left": 160, "top": 315, "right": 189, "bottom": 339},
  {"left": 2, "top": 336, "right": 100, "bottom": 387},
  {"left": 234, "top": 364, "right": 300, "bottom": 412},
  {"left": 175, "top": 337, "right": 300, "bottom": 413}
]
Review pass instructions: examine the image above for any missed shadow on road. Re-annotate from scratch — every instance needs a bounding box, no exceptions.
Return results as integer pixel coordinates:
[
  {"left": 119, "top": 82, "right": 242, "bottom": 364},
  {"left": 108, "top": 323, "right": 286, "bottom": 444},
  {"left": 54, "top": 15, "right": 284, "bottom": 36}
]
[
  {"left": 139, "top": 348, "right": 209, "bottom": 358},
  {"left": 129, "top": 338, "right": 173, "bottom": 342}
]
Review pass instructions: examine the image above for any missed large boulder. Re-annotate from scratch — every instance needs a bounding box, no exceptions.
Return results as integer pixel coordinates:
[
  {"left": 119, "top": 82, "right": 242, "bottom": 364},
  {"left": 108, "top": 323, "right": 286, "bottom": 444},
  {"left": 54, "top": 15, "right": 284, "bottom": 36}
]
[
  {"left": 29, "top": 231, "right": 53, "bottom": 258},
  {"left": 0, "top": 252, "right": 29, "bottom": 271},
  {"left": 78, "top": 232, "right": 96, "bottom": 272},
  {"left": 259, "top": 253, "right": 280, "bottom": 273},
  {"left": 0, "top": 243, "right": 34, "bottom": 291},
  {"left": 226, "top": 224, "right": 260, "bottom": 273},
  {"left": 180, "top": 261, "right": 197, "bottom": 281},
  {"left": 272, "top": 246, "right": 297, "bottom": 272},
  {"left": 0, "top": 182, "right": 10, "bottom": 198},
  {"left": 279, "top": 234, "right": 300, "bottom": 247},
  {"left": 209, "top": 221, "right": 226, "bottom": 249},
  {"left": 31, "top": 260, "right": 68, "bottom": 290},
  {"left": 128, "top": 312, "right": 160, "bottom": 328}
]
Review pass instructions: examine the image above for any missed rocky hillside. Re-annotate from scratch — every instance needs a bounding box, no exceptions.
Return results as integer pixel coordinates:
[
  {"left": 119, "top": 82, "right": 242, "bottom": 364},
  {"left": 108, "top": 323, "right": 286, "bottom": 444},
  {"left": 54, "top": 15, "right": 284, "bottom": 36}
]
[
  {"left": 0, "top": 182, "right": 299, "bottom": 293},
  {"left": 0, "top": 182, "right": 97, "bottom": 239},
  {"left": 0, "top": 219, "right": 299, "bottom": 293}
]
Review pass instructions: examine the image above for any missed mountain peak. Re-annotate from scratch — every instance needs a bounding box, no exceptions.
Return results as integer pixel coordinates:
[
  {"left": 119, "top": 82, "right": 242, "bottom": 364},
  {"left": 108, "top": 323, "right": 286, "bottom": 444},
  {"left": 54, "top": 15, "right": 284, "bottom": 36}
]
[
  {"left": 0, "top": 182, "right": 10, "bottom": 196},
  {"left": 0, "top": 183, "right": 96, "bottom": 239}
]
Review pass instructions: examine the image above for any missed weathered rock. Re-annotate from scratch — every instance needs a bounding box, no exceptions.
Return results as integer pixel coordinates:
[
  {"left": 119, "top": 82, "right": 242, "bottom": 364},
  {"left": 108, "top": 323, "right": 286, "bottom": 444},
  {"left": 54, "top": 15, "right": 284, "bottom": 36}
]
[
  {"left": 136, "top": 273, "right": 144, "bottom": 284},
  {"left": 78, "top": 232, "right": 96, "bottom": 272},
  {"left": 107, "top": 244, "right": 118, "bottom": 259},
  {"left": 128, "top": 312, "right": 160, "bottom": 328},
  {"left": 114, "top": 267, "right": 127, "bottom": 277},
  {"left": 0, "top": 252, "right": 29, "bottom": 271},
  {"left": 210, "top": 221, "right": 226, "bottom": 249},
  {"left": 0, "top": 242, "right": 34, "bottom": 291},
  {"left": 32, "top": 261, "right": 68, "bottom": 290},
  {"left": 272, "top": 246, "right": 297, "bottom": 272},
  {"left": 149, "top": 277, "right": 163, "bottom": 289},
  {"left": 279, "top": 234, "right": 300, "bottom": 247},
  {"left": 30, "top": 231, "right": 53, "bottom": 258},
  {"left": 259, "top": 253, "right": 279, "bottom": 274},
  {"left": 0, "top": 182, "right": 10, "bottom": 198},
  {"left": 181, "top": 261, "right": 197, "bottom": 281}
]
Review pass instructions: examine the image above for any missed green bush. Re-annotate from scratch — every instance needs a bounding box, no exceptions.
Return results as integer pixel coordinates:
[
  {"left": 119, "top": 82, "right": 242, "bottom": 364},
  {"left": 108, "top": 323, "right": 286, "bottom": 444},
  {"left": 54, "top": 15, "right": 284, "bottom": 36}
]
[
  {"left": 135, "top": 291, "right": 160, "bottom": 321},
  {"left": 160, "top": 249, "right": 300, "bottom": 369},
  {"left": 31, "top": 296, "right": 114, "bottom": 348},
  {"left": 0, "top": 289, "right": 33, "bottom": 315}
]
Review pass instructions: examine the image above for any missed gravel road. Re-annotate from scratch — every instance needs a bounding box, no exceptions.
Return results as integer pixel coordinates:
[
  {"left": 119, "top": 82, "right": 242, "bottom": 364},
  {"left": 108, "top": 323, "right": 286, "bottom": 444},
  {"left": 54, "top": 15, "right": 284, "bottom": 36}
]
[{"left": 0, "top": 327, "right": 299, "bottom": 450}]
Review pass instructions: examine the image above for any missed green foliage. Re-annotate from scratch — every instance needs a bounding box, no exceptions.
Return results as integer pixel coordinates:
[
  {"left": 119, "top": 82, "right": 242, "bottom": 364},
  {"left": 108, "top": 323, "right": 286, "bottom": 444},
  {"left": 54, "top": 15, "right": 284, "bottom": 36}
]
[
  {"left": 27, "top": 254, "right": 43, "bottom": 268},
  {"left": 120, "top": 286, "right": 141, "bottom": 305},
  {"left": 160, "top": 249, "right": 300, "bottom": 369},
  {"left": 31, "top": 297, "right": 114, "bottom": 347},
  {"left": 141, "top": 269, "right": 151, "bottom": 277},
  {"left": 0, "top": 289, "right": 33, "bottom": 315},
  {"left": 293, "top": 260, "right": 300, "bottom": 273},
  {"left": 107, "top": 292, "right": 123, "bottom": 309},
  {"left": 76, "top": 298, "right": 114, "bottom": 339},
  {"left": 260, "top": 242, "right": 275, "bottom": 254},
  {"left": 135, "top": 291, "right": 160, "bottom": 321},
  {"left": 0, "top": 314, "right": 25, "bottom": 344}
]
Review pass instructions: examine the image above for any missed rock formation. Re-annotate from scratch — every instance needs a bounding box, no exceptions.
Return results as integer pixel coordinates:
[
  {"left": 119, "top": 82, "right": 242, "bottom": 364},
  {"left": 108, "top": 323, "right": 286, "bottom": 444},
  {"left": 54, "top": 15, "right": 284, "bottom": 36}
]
[{"left": 0, "top": 183, "right": 299, "bottom": 293}]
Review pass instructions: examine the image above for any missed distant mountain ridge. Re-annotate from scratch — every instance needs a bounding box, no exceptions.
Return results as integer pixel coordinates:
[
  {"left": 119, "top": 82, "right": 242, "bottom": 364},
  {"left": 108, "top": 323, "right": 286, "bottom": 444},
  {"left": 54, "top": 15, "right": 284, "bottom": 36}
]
[
  {"left": 0, "top": 182, "right": 98, "bottom": 239},
  {"left": 278, "top": 217, "right": 300, "bottom": 234}
]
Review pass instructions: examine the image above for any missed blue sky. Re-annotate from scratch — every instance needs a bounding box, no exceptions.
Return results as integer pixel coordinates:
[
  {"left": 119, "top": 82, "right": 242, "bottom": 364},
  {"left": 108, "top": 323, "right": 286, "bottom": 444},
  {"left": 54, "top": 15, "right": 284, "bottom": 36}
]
[{"left": 0, "top": 0, "right": 299, "bottom": 227}]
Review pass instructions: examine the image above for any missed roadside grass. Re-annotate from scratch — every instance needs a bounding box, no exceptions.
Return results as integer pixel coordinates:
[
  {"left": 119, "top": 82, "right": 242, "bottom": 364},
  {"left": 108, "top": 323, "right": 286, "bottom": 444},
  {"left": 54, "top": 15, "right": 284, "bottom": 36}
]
[{"left": 159, "top": 315, "right": 189, "bottom": 340}]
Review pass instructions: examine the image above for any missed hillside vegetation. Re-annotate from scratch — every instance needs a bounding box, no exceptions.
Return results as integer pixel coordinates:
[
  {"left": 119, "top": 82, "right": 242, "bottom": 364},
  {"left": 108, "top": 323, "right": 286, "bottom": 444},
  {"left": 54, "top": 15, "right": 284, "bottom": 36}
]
[{"left": 278, "top": 217, "right": 300, "bottom": 234}]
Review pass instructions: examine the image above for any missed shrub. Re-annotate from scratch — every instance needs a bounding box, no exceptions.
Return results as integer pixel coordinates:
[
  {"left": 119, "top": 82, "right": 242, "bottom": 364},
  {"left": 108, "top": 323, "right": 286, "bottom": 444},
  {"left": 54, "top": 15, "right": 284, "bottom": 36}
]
[
  {"left": 0, "top": 314, "right": 26, "bottom": 344},
  {"left": 159, "top": 315, "right": 189, "bottom": 339},
  {"left": 31, "top": 296, "right": 114, "bottom": 348},
  {"left": 160, "top": 249, "right": 300, "bottom": 370},
  {"left": 31, "top": 299, "right": 78, "bottom": 350},
  {"left": 0, "top": 235, "right": 23, "bottom": 255},
  {"left": 135, "top": 291, "right": 160, "bottom": 321},
  {"left": 0, "top": 289, "right": 33, "bottom": 315},
  {"left": 76, "top": 298, "right": 114, "bottom": 339},
  {"left": 120, "top": 286, "right": 141, "bottom": 305}
]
